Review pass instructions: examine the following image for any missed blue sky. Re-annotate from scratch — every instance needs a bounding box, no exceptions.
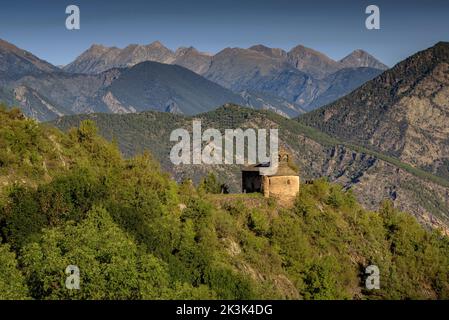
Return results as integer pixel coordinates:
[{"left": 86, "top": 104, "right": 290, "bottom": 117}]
[{"left": 0, "top": 0, "right": 448, "bottom": 66}]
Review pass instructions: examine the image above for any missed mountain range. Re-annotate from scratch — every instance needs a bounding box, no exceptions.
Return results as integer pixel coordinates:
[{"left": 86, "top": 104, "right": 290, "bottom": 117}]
[
  {"left": 0, "top": 39, "right": 387, "bottom": 121},
  {"left": 64, "top": 41, "right": 388, "bottom": 78},
  {"left": 65, "top": 41, "right": 388, "bottom": 111},
  {"left": 5, "top": 37, "right": 449, "bottom": 233},
  {"left": 50, "top": 42, "right": 449, "bottom": 235}
]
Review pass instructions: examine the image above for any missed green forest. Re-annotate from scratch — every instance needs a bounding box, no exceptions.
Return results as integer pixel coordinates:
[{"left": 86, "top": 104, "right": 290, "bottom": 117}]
[{"left": 1, "top": 105, "right": 449, "bottom": 300}]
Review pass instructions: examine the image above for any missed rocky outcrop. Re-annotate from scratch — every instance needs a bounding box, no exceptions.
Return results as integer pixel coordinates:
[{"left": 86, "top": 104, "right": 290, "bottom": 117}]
[{"left": 300, "top": 42, "right": 449, "bottom": 180}]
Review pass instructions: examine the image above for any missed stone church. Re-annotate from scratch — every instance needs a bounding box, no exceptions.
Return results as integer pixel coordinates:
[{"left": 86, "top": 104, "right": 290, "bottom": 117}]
[{"left": 241, "top": 149, "right": 300, "bottom": 201}]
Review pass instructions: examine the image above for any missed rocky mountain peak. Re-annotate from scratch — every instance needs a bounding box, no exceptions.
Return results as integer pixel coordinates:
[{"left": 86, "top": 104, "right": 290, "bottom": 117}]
[
  {"left": 77, "top": 44, "right": 116, "bottom": 61},
  {"left": 249, "top": 44, "right": 287, "bottom": 59},
  {"left": 175, "top": 46, "right": 199, "bottom": 56},
  {"left": 287, "top": 44, "right": 341, "bottom": 79},
  {"left": 88, "top": 44, "right": 110, "bottom": 52},
  {"left": 148, "top": 40, "right": 165, "bottom": 48},
  {"left": 288, "top": 44, "right": 334, "bottom": 60},
  {"left": 173, "top": 46, "right": 212, "bottom": 74},
  {"left": 339, "top": 49, "right": 388, "bottom": 70}
]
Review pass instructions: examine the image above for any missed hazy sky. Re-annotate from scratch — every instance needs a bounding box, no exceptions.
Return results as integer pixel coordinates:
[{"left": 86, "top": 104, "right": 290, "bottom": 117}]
[{"left": 0, "top": 0, "right": 448, "bottom": 66}]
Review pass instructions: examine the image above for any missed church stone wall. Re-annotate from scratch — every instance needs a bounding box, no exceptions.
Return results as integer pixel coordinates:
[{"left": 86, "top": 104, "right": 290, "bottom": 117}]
[{"left": 263, "top": 176, "right": 300, "bottom": 199}]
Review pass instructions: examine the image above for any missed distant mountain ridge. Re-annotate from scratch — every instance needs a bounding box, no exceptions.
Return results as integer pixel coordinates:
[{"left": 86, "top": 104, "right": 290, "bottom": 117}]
[
  {"left": 0, "top": 38, "right": 387, "bottom": 120},
  {"left": 63, "top": 41, "right": 213, "bottom": 75},
  {"left": 64, "top": 41, "right": 388, "bottom": 77},
  {"left": 203, "top": 45, "right": 385, "bottom": 110},
  {"left": 63, "top": 41, "right": 387, "bottom": 111},
  {"left": 0, "top": 38, "right": 304, "bottom": 120}
]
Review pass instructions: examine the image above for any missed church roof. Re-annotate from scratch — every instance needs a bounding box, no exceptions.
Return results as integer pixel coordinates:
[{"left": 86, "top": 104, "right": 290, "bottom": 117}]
[
  {"left": 242, "top": 162, "right": 298, "bottom": 176},
  {"left": 242, "top": 147, "right": 298, "bottom": 176}
]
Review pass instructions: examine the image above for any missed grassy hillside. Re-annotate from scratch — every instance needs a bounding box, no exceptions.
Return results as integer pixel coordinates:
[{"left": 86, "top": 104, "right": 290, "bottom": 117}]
[{"left": 1, "top": 105, "right": 449, "bottom": 300}]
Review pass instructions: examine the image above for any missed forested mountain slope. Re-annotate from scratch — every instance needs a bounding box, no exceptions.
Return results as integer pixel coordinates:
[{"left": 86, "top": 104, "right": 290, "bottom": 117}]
[
  {"left": 2, "top": 105, "right": 449, "bottom": 300},
  {"left": 51, "top": 104, "right": 449, "bottom": 233}
]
